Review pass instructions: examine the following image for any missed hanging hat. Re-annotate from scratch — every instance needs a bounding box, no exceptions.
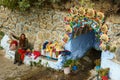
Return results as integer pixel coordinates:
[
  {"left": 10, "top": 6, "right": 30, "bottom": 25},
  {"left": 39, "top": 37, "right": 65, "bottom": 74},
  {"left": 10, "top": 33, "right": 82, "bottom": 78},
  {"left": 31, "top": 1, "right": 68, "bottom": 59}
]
[
  {"left": 100, "top": 43, "right": 106, "bottom": 50},
  {"left": 78, "top": 7, "right": 85, "bottom": 16},
  {"left": 97, "top": 12, "right": 104, "bottom": 22},
  {"left": 100, "top": 34, "right": 109, "bottom": 43},
  {"left": 63, "top": 34, "right": 69, "bottom": 43},
  {"left": 101, "top": 24, "right": 108, "bottom": 34},
  {"left": 65, "top": 25, "right": 72, "bottom": 33},
  {"left": 86, "top": 8, "right": 95, "bottom": 18},
  {"left": 70, "top": 7, "right": 78, "bottom": 16}
]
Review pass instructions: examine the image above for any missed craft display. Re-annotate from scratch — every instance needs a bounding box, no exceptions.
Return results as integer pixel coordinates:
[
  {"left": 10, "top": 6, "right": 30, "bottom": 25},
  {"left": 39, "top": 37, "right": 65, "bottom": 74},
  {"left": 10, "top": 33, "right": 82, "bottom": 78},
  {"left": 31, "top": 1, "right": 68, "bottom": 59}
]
[
  {"left": 42, "top": 41, "right": 65, "bottom": 59},
  {"left": 63, "top": 6, "right": 111, "bottom": 51}
]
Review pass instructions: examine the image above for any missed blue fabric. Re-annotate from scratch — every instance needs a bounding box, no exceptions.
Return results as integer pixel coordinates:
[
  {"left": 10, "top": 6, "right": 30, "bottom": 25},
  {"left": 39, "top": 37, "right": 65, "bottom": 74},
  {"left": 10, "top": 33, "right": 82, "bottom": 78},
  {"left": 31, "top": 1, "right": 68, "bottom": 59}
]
[{"left": 64, "top": 31, "right": 100, "bottom": 60}]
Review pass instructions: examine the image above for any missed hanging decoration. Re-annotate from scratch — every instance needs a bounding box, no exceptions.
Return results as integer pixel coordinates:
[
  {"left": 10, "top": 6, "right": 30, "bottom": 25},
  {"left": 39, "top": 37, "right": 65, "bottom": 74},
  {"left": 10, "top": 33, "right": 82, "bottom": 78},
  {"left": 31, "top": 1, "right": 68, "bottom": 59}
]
[{"left": 63, "top": 6, "right": 111, "bottom": 51}]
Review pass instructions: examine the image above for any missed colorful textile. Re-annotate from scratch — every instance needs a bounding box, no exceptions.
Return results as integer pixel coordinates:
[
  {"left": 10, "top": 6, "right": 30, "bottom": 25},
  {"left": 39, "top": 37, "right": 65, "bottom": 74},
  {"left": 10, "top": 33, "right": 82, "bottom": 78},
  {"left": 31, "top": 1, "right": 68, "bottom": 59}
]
[
  {"left": 18, "top": 49, "right": 26, "bottom": 61},
  {"left": 33, "top": 51, "right": 41, "bottom": 59}
]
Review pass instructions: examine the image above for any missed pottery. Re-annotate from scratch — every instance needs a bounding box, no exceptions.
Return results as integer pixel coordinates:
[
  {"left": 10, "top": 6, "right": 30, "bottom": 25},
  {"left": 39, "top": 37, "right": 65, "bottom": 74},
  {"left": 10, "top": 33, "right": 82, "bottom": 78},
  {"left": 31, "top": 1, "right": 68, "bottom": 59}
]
[{"left": 64, "top": 67, "right": 70, "bottom": 74}]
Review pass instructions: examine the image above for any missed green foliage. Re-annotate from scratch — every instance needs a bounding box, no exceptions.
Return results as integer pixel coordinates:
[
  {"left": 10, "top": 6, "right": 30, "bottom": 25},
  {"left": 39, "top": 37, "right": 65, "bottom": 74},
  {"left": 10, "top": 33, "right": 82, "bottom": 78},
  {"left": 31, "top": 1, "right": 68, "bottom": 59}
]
[
  {"left": 94, "top": 59, "right": 101, "bottom": 66},
  {"left": 63, "top": 59, "right": 73, "bottom": 67},
  {"left": 0, "top": 0, "right": 62, "bottom": 11},
  {"left": 71, "top": 60, "right": 80, "bottom": 66},
  {"left": 18, "top": 0, "right": 30, "bottom": 11},
  {"left": 0, "top": 0, "right": 18, "bottom": 10},
  {"left": 79, "top": 0, "right": 95, "bottom": 8},
  {"left": 30, "top": 60, "right": 42, "bottom": 67},
  {"left": 0, "top": 46, "right": 3, "bottom": 50}
]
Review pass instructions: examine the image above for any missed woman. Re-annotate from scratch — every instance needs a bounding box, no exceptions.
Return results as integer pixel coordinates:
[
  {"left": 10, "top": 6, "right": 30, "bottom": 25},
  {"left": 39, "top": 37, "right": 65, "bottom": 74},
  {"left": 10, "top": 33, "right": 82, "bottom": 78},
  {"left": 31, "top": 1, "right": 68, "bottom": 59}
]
[{"left": 11, "top": 33, "right": 29, "bottom": 66}]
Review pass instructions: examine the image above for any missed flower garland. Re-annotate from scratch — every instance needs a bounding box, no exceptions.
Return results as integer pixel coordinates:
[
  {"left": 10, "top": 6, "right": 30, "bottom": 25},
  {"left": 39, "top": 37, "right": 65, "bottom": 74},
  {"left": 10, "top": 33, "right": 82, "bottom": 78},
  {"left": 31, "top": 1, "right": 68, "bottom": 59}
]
[{"left": 63, "top": 6, "right": 111, "bottom": 51}]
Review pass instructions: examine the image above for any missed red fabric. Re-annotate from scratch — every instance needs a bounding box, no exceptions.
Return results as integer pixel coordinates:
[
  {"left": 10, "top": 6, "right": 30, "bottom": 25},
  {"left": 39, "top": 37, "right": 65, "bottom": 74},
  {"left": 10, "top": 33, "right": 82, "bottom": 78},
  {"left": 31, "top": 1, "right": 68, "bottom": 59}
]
[
  {"left": 10, "top": 40, "right": 18, "bottom": 47},
  {"left": 18, "top": 49, "right": 26, "bottom": 61},
  {"left": 102, "top": 76, "right": 108, "bottom": 80},
  {"left": 33, "top": 51, "right": 41, "bottom": 59}
]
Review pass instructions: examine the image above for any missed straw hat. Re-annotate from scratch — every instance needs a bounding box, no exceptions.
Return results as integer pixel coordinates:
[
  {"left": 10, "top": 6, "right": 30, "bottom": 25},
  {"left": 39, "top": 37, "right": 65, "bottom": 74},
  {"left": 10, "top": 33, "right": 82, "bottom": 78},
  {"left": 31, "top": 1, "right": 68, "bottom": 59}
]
[
  {"left": 78, "top": 7, "right": 85, "bottom": 16},
  {"left": 72, "top": 7, "right": 78, "bottom": 16},
  {"left": 86, "top": 8, "right": 95, "bottom": 18},
  {"left": 100, "top": 43, "right": 106, "bottom": 50},
  {"left": 65, "top": 25, "right": 72, "bottom": 33},
  {"left": 97, "top": 12, "right": 104, "bottom": 21},
  {"left": 63, "top": 34, "right": 69, "bottom": 43},
  {"left": 100, "top": 34, "right": 109, "bottom": 43},
  {"left": 101, "top": 24, "right": 108, "bottom": 34}
]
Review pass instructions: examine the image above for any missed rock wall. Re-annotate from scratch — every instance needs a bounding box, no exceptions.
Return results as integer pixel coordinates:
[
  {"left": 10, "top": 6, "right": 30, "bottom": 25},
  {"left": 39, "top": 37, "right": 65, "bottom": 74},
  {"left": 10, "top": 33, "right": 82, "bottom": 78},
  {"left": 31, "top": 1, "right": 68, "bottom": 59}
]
[
  {"left": 0, "top": 6, "right": 67, "bottom": 46},
  {"left": 0, "top": 6, "right": 120, "bottom": 50}
]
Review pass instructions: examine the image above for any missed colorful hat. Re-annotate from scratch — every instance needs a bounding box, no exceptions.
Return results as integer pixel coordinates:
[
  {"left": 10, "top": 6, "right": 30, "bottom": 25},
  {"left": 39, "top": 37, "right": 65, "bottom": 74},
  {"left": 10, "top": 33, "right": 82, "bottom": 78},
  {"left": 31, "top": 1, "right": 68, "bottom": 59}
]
[
  {"left": 65, "top": 25, "right": 72, "bottom": 33},
  {"left": 86, "top": 8, "right": 95, "bottom": 18},
  {"left": 100, "top": 34, "right": 109, "bottom": 43},
  {"left": 101, "top": 24, "right": 108, "bottom": 34}
]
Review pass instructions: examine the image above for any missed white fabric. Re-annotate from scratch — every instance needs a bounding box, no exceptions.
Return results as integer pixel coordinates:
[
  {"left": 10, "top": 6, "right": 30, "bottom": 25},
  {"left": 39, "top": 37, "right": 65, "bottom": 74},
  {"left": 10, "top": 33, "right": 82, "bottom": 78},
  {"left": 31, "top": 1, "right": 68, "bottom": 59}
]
[
  {"left": 101, "top": 51, "right": 120, "bottom": 80},
  {"left": 1, "top": 35, "right": 15, "bottom": 60}
]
